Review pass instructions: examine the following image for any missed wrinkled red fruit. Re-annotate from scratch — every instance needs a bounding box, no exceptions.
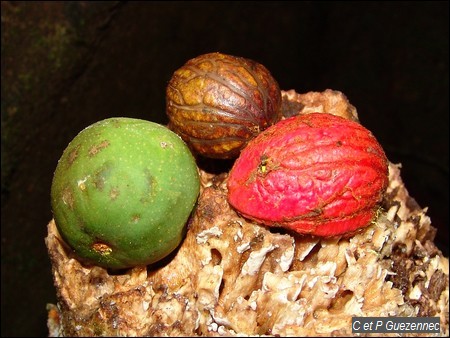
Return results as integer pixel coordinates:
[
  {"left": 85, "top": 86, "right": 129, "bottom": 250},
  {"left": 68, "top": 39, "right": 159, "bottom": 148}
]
[{"left": 227, "top": 113, "right": 389, "bottom": 237}]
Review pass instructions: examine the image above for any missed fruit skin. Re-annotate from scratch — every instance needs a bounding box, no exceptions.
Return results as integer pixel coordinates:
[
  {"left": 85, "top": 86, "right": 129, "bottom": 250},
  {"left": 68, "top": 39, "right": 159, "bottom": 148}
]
[
  {"left": 227, "top": 113, "right": 388, "bottom": 237},
  {"left": 51, "top": 118, "right": 200, "bottom": 269},
  {"left": 166, "top": 52, "right": 282, "bottom": 159}
]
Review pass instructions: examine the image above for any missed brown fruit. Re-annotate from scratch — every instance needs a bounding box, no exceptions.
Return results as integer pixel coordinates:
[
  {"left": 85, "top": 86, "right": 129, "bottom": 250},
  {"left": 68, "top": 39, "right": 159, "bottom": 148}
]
[
  {"left": 227, "top": 113, "right": 389, "bottom": 237},
  {"left": 166, "top": 52, "right": 282, "bottom": 159}
]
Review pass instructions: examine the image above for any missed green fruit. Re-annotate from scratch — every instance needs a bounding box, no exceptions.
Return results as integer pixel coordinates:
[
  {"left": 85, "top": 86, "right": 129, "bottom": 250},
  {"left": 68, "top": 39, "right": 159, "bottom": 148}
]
[{"left": 51, "top": 117, "right": 200, "bottom": 269}]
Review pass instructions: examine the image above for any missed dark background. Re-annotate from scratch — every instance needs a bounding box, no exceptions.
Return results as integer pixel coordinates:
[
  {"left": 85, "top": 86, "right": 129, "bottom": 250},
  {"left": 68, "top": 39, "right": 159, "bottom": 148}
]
[{"left": 1, "top": 1, "right": 448, "bottom": 336}]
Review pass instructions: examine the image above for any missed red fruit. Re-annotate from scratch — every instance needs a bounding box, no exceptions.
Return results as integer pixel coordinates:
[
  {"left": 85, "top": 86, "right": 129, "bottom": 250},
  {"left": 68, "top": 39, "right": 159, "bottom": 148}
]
[{"left": 227, "top": 113, "right": 388, "bottom": 237}]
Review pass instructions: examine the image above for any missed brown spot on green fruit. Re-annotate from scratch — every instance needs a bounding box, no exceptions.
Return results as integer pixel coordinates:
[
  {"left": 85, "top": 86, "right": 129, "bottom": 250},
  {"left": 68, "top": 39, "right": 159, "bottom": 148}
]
[
  {"left": 51, "top": 118, "right": 200, "bottom": 269},
  {"left": 92, "top": 242, "right": 112, "bottom": 255},
  {"left": 67, "top": 144, "right": 80, "bottom": 167},
  {"left": 61, "top": 186, "right": 74, "bottom": 209},
  {"left": 109, "top": 187, "right": 120, "bottom": 200},
  {"left": 92, "top": 162, "right": 112, "bottom": 191},
  {"left": 131, "top": 214, "right": 141, "bottom": 223},
  {"left": 88, "top": 140, "right": 110, "bottom": 157},
  {"left": 139, "top": 168, "right": 157, "bottom": 204}
]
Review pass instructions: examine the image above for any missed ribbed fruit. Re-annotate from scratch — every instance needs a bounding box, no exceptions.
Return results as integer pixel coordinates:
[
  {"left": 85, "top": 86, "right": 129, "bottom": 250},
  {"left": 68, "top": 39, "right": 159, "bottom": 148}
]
[
  {"left": 166, "top": 52, "right": 282, "bottom": 159},
  {"left": 227, "top": 113, "right": 388, "bottom": 237},
  {"left": 51, "top": 118, "right": 200, "bottom": 269}
]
